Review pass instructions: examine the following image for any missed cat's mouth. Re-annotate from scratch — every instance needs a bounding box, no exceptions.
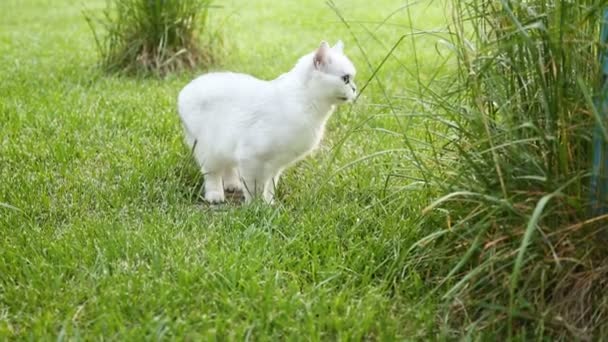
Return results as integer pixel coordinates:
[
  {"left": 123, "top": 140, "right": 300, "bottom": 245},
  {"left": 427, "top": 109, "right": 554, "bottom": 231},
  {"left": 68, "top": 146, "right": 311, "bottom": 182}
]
[{"left": 337, "top": 96, "right": 349, "bottom": 101}]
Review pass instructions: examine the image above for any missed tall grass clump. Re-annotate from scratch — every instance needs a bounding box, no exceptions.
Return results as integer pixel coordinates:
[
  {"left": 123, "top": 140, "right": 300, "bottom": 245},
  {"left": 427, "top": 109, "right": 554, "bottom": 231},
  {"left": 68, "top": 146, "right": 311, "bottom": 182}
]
[
  {"left": 85, "top": 0, "right": 218, "bottom": 76},
  {"left": 408, "top": 0, "right": 608, "bottom": 338}
]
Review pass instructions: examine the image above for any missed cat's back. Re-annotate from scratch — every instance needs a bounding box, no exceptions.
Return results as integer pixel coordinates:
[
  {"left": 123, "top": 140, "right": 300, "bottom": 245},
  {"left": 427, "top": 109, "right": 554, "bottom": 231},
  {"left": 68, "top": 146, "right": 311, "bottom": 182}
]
[
  {"left": 179, "top": 71, "right": 268, "bottom": 104},
  {"left": 177, "top": 71, "right": 275, "bottom": 147},
  {"left": 191, "top": 71, "right": 264, "bottom": 86}
]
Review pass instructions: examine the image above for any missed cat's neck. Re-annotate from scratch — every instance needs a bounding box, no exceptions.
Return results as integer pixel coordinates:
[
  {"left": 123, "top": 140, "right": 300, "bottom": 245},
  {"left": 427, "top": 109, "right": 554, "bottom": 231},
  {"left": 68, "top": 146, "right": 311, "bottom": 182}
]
[{"left": 273, "top": 54, "right": 336, "bottom": 118}]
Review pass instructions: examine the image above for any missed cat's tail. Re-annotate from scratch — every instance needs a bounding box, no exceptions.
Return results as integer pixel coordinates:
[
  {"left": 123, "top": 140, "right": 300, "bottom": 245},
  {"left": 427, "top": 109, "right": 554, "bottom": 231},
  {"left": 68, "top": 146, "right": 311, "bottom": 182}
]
[
  {"left": 181, "top": 122, "right": 197, "bottom": 150},
  {"left": 177, "top": 88, "right": 198, "bottom": 151}
]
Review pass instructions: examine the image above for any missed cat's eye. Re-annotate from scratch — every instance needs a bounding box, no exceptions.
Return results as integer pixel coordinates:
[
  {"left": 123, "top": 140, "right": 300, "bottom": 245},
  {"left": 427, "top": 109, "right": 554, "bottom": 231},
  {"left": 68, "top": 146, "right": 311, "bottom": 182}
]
[{"left": 342, "top": 75, "right": 350, "bottom": 84}]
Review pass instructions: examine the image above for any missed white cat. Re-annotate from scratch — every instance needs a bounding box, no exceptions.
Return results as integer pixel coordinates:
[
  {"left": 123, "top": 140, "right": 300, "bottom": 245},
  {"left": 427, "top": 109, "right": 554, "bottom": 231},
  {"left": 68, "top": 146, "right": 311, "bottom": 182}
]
[{"left": 177, "top": 40, "right": 357, "bottom": 204}]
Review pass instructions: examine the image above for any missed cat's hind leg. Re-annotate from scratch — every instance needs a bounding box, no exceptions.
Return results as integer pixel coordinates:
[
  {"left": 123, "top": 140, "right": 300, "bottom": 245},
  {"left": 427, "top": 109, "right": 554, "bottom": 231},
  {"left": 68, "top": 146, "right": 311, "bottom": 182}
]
[
  {"left": 192, "top": 143, "right": 225, "bottom": 204},
  {"left": 222, "top": 167, "right": 242, "bottom": 193},
  {"left": 203, "top": 170, "right": 225, "bottom": 204}
]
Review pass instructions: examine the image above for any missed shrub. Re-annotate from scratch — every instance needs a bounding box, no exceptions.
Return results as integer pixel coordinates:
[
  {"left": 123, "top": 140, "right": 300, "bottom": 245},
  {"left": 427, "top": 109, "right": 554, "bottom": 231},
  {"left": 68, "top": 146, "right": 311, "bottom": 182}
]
[
  {"left": 408, "top": 0, "right": 608, "bottom": 339},
  {"left": 85, "top": 0, "right": 218, "bottom": 76}
]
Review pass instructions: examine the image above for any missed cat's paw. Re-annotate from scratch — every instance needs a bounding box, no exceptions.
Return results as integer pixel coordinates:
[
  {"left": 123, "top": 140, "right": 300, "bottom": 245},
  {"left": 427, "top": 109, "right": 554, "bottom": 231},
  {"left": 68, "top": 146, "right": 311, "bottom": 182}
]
[
  {"left": 224, "top": 181, "right": 242, "bottom": 193},
  {"left": 263, "top": 193, "right": 276, "bottom": 205},
  {"left": 204, "top": 190, "right": 225, "bottom": 204}
]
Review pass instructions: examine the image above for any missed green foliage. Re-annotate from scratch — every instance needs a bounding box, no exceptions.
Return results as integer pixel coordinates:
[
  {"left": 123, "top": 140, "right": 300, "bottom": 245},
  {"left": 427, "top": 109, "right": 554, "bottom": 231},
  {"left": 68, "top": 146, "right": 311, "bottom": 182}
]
[
  {"left": 0, "top": 0, "right": 442, "bottom": 339},
  {"left": 9, "top": 0, "right": 608, "bottom": 338},
  {"left": 85, "top": 0, "right": 218, "bottom": 75},
  {"left": 407, "top": 0, "right": 608, "bottom": 339}
]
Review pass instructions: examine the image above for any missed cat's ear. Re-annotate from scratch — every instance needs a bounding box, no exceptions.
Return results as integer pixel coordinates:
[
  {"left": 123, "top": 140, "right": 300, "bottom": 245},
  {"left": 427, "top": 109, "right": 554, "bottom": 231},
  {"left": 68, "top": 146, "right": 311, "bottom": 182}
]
[
  {"left": 313, "top": 41, "right": 331, "bottom": 69},
  {"left": 333, "top": 40, "right": 344, "bottom": 53}
]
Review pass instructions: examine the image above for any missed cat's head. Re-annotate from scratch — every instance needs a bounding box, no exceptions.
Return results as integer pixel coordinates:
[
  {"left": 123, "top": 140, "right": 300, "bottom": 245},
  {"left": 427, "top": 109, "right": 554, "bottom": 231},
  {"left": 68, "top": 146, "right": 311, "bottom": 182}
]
[{"left": 310, "top": 41, "right": 357, "bottom": 104}]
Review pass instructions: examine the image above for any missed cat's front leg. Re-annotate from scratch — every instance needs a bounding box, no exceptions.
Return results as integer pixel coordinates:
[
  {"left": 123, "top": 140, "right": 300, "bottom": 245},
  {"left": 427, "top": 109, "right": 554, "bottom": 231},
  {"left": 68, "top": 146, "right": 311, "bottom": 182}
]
[
  {"left": 262, "top": 184, "right": 275, "bottom": 205},
  {"left": 263, "top": 169, "right": 283, "bottom": 204},
  {"left": 239, "top": 161, "right": 272, "bottom": 204},
  {"left": 242, "top": 176, "right": 268, "bottom": 204}
]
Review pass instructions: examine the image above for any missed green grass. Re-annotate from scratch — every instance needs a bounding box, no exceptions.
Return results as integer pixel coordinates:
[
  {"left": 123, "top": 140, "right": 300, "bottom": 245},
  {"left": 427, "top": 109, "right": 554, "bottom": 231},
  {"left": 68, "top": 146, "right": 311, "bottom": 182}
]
[{"left": 0, "top": 0, "right": 449, "bottom": 339}]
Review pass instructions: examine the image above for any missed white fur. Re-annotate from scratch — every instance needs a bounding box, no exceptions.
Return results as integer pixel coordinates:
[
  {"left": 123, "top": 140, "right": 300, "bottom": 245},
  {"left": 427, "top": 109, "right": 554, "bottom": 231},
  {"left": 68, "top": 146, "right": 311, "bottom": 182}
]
[{"left": 177, "top": 41, "right": 357, "bottom": 204}]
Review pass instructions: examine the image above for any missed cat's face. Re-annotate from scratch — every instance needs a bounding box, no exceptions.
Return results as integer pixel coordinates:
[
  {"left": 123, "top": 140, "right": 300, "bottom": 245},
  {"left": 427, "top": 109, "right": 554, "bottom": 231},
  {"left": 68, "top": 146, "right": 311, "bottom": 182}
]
[{"left": 311, "top": 41, "right": 357, "bottom": 104}]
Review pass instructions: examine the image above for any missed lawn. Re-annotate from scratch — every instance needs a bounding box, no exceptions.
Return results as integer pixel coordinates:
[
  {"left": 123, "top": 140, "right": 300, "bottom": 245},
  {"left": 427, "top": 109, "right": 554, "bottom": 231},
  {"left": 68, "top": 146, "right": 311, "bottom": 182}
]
[{"left": 1, "top": 0, "right": 449, "bottom": 339}]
